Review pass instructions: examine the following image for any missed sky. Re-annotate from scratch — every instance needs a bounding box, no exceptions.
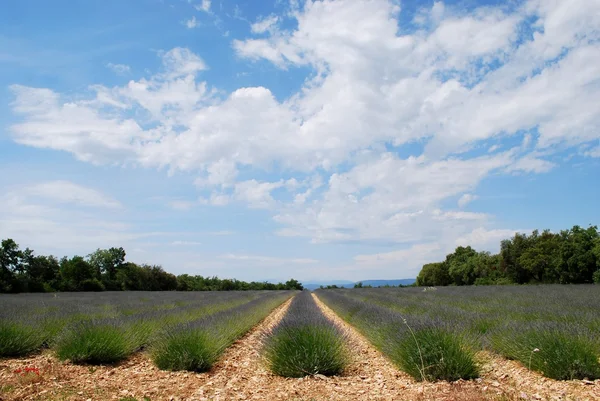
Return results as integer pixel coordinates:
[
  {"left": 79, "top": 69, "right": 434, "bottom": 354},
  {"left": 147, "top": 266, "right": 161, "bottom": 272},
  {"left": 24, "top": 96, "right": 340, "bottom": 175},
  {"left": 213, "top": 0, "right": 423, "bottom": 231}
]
[{"left": 1, "top": 0, "right": 599, "bottom": 283}]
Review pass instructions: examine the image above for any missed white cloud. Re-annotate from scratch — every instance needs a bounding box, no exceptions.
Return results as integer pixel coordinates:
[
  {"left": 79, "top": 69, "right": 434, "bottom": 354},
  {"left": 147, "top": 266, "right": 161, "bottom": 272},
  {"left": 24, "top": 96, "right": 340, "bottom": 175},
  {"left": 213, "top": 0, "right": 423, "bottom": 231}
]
[
  {"left": 171, "top": 240, "right": 203, "bottom": 246},
  {"left": 0, "top": 184, "right": 156, "bottom": 256},
  {"left": 221, "top": 253, "right": 319, "bottom": 265},
  {"left": 455, "top": 228, "right": 524, "bottom": 251},
  {"left": 354, "top": 243, "right": 441, "bottom": 265},
  {"left": 106, "top": 63, "right": 131, "bottom": 75},
  {"left": 251, "top": 15, "right": 279, "bottom": 34},
  {"left": 195, "top": 0, "right": 210, "bottom": 13},
  {"left": 505, "top": 155, "right": 556, "bottom": 174},
  {"left": 7, "top": 0, "right": 600, "bottom": 274},
  {"left": 583, "top": 146, "right": 600, "bottom": 158},
  {"left": 185, "top": 16, "right": 199, "bottom": 29},
  {"left": 24, "top": 180, "right": 122, "bottom": 209},
  {"left": 169, "top": 200, "right": 195, "bottom": 211},
  {"left": 458, "top": 193, "right": 478, "bottom": 208}
]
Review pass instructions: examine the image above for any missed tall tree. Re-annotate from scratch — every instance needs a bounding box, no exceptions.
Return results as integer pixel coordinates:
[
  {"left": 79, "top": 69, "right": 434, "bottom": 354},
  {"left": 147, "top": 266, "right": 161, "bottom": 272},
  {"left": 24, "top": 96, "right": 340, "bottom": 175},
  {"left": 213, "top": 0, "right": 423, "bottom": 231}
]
[{"left": 0, "top": 239, "right": 22, "bottom": 292}]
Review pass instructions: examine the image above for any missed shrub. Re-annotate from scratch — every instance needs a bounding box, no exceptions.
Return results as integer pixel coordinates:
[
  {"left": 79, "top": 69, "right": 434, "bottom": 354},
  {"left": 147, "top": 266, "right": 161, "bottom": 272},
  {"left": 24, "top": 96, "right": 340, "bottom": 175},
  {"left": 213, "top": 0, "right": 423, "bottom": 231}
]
[
  {"left": 491, "top": 329, "right": 600, "bottom": 380},
  {"left": 55, "top": 321, "right": 134, "bottom": 364},
  {"left": 262, "top": 291, "right": 349, "bottom": 378},
  {"left": 390, "top": 327, "right": 479, "bottom": 381},
  {"left": 0, "top": 321, "right": 45, "bottom": 357},
  {"left": 150, "top": 328, "right": 220, "bottom": 372},
  {"left": 151, "top": 291, "right": 292, "bottom": 372},
  {"left": 263, "top": 324, "right": 348, "bottom": 377},
  {"left": 593, "top": 270, "right": 600, "bottom": 284},
  {"left": 81, "top": 278, "right": 105, "bottom": 292}
]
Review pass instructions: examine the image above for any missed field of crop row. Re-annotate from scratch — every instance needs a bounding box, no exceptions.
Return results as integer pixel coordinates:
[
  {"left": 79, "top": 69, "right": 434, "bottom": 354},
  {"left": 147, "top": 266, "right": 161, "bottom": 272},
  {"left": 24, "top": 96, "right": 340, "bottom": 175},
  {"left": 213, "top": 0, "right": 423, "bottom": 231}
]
[
  {"left": 316, "top": 285, "right": 600, "bottom": 381},
  {"left": 0, "top": 290, "right": 293, "bottom": 371},
  {"left": 1, "top": 286, "right": 599, "bottom": 386}
]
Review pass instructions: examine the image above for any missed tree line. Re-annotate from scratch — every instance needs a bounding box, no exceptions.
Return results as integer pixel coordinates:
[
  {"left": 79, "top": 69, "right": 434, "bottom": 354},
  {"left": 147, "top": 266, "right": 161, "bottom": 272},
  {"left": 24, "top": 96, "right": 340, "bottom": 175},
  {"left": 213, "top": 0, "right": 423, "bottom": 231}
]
[
  {"left": 416, "top": 225, "right": 600, "bottom": 286},
  {"left": 0, "top": 239, "right": 304, "bottom": 293}
]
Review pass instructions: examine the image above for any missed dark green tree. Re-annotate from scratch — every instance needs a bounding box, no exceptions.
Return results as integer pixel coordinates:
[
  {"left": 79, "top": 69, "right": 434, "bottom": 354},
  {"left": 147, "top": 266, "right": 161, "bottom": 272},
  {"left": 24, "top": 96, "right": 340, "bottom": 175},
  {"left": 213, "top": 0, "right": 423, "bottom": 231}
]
[
  {"left": 446, "top": 246, "right": 479, "bottom": 285},
  {"left": 60, "top": 256, "right": 100, "bottom": 291},
  {"left": 0, "top": 239, "right": 23, "bottom": 292},
  {"left": 285, "top": 278, "right": 304, "bottom": 290},
  {"left": 416, "top": 262, "right": 450, "bottom": 286}
]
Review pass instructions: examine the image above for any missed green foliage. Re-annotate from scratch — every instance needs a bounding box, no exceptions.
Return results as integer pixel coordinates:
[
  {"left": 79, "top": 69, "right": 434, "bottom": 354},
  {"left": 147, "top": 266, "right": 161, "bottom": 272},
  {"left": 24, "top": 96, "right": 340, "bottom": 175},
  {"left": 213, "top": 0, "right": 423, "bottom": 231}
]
[
  {"left": 151, "top": 329, "right": 219, "bottom": 372},
  {"left": 55, "top": 322, "right": 135, "bottom": 364},
  {"left": 593, "top": 270, "right": 600, "bottom": 284},
  {"left": 263, "top": 325, "right": 349, "bottom": 377},
  {"left": 491, "top": 329, "right": 600, "bottom": 380},
  {"left": 417, "top": 225, "right": 600, "bottom": 286},
  {"left": 447, "top": 246, "right": 479, "bottom": 285},
  {"left": 284, "top": 278, "right": 304, "bottom": 291},
  {"left": 151, "top": 292, "right": 291, "bottom": 372},
  {"left": 59, "top": 256, "right": 98, "bottom": 291},
  {"left": 416, "top": 262, "right": 450, "bottom": 286},
  {"left": 0, "top": 321, "right": 45, "bottom": 357},
  {"left": 0, "top": 237, "right": 305, "bottom": 293},
  {"left": 390, "top": 327, "right": 479, "bottom": 382},
  {"left": 88, "top": 247, "right": 126, "bottom": 281},
  {"left": 81, "top": 278, "right": 105, "bottom": 292}
]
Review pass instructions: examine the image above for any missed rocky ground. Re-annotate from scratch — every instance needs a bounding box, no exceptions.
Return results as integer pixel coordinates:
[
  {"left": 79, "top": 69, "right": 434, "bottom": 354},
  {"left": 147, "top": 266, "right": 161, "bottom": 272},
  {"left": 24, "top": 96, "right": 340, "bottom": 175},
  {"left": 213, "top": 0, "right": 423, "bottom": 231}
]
[{"left": 0, "top": 295, "right": 598, "bottom": 401}]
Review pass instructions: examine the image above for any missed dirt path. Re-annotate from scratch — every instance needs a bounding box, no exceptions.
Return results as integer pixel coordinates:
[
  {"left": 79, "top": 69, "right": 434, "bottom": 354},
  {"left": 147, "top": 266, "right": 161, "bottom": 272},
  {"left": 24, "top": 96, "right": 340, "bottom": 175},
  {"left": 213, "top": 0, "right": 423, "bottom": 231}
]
[{"left": 0, "top": 293, "right": 598, "bottom": 401}]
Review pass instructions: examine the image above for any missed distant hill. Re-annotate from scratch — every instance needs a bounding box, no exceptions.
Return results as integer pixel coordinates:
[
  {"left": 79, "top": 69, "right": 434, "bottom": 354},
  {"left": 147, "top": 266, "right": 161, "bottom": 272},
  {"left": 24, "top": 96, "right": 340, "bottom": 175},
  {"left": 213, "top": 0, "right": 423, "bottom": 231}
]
[
  {"left": 302, "top": 280, "right": 354, "bottom": 291},
  {"left": 303, "top": 279, "right": 415, "bottom": 291}
]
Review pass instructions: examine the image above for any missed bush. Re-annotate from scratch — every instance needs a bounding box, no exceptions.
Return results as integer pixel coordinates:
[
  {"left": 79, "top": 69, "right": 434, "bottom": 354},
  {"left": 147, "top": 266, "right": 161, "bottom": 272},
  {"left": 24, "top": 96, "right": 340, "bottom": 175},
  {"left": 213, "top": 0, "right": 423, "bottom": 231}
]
[
  {"left": 263, "top": 324, "right": 348, "bottom": 377},
  {"left": 150, "top": 328, "right": 220, "bottom": 372},
  {"left": 491, "top": 329, "right": 600, "bottom": 380},
  {"left": 0, "top": 321, "right": 45, "bottom": 357},
  {"left": 55, "top": 321, "right": 134, "bottom": 364},
  {"left": 262, "top": 291, "right": 349, "bottom": 378},
  {"left": 593, "top": 270, "right": 600, "bottom": 284},
  {"left": 150, "top": 291, "right": 292, "bottom": 372},
  {"left": 81, "top": 278, "right": 105, "bottom": 292},
  {"left": 390, "top": 327, "right": 479, "bottom": 381}
]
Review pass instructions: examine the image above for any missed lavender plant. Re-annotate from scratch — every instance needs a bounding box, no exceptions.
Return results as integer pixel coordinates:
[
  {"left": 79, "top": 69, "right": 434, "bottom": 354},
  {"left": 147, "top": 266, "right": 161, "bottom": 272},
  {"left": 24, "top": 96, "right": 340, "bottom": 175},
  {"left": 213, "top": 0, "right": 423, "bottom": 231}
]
[
  {"left": 262, "top": 291, "right": 350, "bottom": 377},
  {"left": 316, "top": 285, "right": 600, "bottom": 381},
  {"left": 0, "top": 291, "right": 290, "bottom": 360},
  {"left": 151, "top": 291, "right": 292, "bottom": 371},
  {"left": 316, "top": 289, "right": 480, "bottom": 381}
]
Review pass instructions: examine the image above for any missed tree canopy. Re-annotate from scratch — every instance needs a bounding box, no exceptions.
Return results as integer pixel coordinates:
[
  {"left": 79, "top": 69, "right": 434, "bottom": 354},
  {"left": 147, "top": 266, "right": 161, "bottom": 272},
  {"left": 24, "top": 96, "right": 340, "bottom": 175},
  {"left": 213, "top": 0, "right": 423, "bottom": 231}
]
[
  {"left": 416, "top": 225, "right": 600, "bottom": 286},
  {"left": 0, "top": 239, "right": 304, "bottom": 293}
]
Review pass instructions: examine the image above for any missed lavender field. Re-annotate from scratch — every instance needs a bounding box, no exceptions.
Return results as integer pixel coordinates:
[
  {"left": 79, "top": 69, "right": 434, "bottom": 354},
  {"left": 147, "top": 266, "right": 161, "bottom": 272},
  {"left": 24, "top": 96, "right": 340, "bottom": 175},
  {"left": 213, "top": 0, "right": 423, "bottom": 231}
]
[
  {"left": 0, "top": 291, "right": 293, "bottom": 369},
  {"left": 316, "top": 285, "right": 600, "bottom": 381}
]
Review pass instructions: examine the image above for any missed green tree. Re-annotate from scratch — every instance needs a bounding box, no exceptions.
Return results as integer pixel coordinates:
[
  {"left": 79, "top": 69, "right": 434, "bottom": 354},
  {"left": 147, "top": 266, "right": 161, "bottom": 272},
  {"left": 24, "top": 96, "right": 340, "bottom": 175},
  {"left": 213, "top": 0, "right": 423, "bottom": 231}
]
[
  {"left": 447, "top": 246, "right": 479, "bottom": 285},
  {"left": 556, "top": 225, "right": 599, "bottom": 283},
  {"left": 285, "top": 278, "right": 304, "bottom": 290},
  {"left": 416, "top": 262, "right": 450, "bottom": 286},
  {"left": 60, "top": 256, "right": 99, "bottom": 291},
  {"left": 88, "top": 247, "right": 126, "bottom": 287},
  {"left": 0, "top": 239, "right": 23, "bottom": 292},
  {"left": 22, "top": 252, "right": 61, "bottom": 292},
  {"left": 500, "top": 232, "right": 535, "bottom": 284},
  {"left": 518, "top": 230, "right": 561, "bottom": 282}
]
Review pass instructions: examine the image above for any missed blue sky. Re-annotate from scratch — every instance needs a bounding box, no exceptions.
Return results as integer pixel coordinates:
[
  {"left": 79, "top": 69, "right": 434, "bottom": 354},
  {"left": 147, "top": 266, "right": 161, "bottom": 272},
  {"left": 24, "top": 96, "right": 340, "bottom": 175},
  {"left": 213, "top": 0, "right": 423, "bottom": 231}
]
[{"left": 1, "top": 0, "right": 599, "bottom": 282}]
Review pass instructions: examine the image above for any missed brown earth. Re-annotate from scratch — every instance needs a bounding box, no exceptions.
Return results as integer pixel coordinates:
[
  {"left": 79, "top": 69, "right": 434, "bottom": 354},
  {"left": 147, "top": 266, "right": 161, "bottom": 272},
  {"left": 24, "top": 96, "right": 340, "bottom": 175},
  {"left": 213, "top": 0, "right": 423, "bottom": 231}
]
[{"left": 0, "top": 294, "right": 598, "bottom": 401}]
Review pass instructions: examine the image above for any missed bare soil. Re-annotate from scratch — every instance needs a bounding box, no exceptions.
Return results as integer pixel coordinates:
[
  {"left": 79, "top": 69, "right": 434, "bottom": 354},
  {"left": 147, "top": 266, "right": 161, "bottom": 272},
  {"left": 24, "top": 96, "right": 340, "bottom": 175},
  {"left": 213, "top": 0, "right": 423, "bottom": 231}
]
[{"left": 0, "top": 294, "right": 598, "bottom": 401}]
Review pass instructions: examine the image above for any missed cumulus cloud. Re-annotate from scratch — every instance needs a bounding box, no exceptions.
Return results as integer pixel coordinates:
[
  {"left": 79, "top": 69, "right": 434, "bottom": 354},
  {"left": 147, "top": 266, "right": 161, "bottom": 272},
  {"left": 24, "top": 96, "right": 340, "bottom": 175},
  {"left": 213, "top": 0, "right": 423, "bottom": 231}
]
[
  {"left": 458, "top": 193, "right": 478, "bottom": 208},
  {"left": 7, "top": 0, "right": 600, "bottom": 278},
  {"left": 251, "top": 15, "right": 279, "bottom": 34},
  {"left": 0, "top": 182, "right": 150, "bottom": 255}
]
